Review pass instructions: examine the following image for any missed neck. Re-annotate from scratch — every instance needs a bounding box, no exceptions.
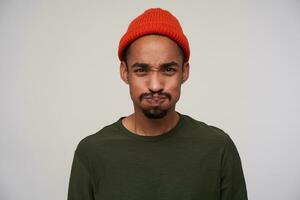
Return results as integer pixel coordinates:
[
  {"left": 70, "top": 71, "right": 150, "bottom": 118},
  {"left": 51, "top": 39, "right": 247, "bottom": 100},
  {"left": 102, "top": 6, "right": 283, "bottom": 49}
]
[{"left": 122, "top": 109, "right": 180, "bottom": 136}]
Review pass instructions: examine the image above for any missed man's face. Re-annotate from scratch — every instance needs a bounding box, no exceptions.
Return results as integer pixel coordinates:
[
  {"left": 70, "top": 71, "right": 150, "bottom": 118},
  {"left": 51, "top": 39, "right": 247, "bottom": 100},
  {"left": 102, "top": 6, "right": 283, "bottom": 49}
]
[{"left": 120, "top": 35, "right": 189, "bottom": 119}]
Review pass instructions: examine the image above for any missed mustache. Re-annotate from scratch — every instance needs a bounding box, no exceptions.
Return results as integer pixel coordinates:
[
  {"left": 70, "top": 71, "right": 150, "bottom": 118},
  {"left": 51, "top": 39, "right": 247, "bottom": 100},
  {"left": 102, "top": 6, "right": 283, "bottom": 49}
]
[{"left": 139, "top": 92, "right": 171, "bottom": 101}]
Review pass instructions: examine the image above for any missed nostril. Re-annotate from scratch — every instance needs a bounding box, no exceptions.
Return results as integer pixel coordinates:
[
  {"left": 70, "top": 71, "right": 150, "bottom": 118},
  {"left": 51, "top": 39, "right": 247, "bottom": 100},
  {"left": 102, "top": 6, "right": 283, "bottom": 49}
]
[{"left": 149, "top": 88, "right": 164, "bottom": 94}]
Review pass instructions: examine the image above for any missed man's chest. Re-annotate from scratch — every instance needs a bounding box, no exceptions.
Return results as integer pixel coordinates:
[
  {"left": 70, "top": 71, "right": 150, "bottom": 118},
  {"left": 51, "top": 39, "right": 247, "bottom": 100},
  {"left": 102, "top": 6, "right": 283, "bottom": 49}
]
[{"left": 91, "top": 141, "right": 222, "bottom": 200}]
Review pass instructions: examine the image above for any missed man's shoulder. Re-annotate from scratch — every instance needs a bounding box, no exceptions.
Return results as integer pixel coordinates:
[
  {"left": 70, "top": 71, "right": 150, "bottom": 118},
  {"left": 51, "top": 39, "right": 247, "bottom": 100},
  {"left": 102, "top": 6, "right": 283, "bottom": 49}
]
[
  {"left": 181, "top": 114, "right": 230, "bottom": 142},
  {"left": 75, "top": 119, "right": 121, "bottom": 155}
]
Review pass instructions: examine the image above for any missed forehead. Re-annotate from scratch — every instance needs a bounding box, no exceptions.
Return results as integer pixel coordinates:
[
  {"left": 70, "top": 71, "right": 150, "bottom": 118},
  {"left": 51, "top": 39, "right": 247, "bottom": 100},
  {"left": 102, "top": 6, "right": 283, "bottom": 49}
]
[{"left": 126, "top": 35, "right": 183, "bottom": 65}]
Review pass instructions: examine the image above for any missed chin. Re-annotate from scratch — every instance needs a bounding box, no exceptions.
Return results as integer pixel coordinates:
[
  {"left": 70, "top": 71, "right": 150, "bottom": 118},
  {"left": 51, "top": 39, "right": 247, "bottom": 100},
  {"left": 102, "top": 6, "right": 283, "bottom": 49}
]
[{"left": 142, "top": 108, "right": 168, "bottom": 119}]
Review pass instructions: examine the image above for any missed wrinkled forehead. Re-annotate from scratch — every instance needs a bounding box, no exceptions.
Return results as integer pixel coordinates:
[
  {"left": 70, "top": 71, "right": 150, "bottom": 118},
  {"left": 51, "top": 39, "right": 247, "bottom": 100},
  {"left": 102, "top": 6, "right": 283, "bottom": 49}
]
[{"left": 126, "top": 35, "right": 184, "bottom": 65}]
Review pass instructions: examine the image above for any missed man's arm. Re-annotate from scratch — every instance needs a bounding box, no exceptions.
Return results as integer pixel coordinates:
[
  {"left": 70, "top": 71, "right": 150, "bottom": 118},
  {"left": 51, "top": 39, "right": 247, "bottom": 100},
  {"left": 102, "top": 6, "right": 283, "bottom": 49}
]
[
  {"left": 220, "top": 135, "right": 248, "bottom": 200},
  {"left": 68, "top": 151, "right": 95, "bottom": 200}
]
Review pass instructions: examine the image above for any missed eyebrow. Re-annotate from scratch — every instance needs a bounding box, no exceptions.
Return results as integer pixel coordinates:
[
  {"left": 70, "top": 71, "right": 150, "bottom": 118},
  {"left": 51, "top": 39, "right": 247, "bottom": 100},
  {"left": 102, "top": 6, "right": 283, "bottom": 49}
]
[
  {"left": 130, "top": 61, "right": 180, "bottom": 69},
  {"left": 160, "top": 61, "right": 180, "bottom": 68}
]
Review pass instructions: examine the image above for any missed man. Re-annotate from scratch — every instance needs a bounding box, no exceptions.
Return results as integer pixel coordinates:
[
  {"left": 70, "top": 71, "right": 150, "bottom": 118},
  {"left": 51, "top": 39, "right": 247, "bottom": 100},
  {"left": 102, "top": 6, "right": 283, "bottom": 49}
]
[{"left": 68, "top": 8, "right": 247, "bottom": 200}]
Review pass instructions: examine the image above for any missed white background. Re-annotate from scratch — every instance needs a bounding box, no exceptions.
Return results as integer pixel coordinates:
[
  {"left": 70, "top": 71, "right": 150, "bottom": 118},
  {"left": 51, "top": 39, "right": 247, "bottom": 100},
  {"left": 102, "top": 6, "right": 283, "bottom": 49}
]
[{"left": 1, "top": 0, "right": 299, "bottom": 199}]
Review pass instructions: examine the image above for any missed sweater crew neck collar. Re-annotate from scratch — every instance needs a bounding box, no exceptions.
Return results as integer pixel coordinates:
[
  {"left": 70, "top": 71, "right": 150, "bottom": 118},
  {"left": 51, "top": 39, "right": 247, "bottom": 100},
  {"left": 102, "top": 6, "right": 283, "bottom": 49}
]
[{"left": 116, "top": 112, "right": 184, "bottom": 142}]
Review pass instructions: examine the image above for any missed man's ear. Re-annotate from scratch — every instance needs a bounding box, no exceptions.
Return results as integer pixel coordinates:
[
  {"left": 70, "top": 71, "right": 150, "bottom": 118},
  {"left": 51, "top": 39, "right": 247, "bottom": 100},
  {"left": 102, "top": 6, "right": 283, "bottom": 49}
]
[
  {"left": 182, "top": 61, "right": 190, "bottom": 83},
  {"left": 120, "top": 61, "right": 129, "bottom": 84}
]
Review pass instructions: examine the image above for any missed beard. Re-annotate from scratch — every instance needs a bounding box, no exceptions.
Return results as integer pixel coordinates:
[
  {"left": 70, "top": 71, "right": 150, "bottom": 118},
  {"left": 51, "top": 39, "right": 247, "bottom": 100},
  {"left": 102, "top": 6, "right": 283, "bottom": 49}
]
[
  {"left": 142, "top": 108, "right": 168, "bottom": 119},
  {"left": 139, "top": 92, "right": 171, "bottom": 119}
]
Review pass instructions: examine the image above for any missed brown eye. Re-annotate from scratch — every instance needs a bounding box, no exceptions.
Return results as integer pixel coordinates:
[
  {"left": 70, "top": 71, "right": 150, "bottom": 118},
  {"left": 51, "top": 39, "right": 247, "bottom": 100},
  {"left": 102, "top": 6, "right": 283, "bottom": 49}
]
[
  {"left": 166, "top": 67, "right": 175, "bottom": 72},
  {"left": 134, "top": 68, "right": 148, "bottom": 76},
  {"left": 134, "top": 68, "right": 145, "bottom": 72},
  {"left": 164, "top": 67, "right": 176, "bottom": 75}
]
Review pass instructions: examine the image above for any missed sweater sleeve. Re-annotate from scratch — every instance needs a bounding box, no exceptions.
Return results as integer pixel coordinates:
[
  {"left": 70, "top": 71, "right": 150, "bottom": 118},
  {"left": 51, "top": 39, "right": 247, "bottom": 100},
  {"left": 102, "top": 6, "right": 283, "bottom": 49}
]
[
  {"left": 220, "top": 135, "right": 248, "bottom": 200},
  {"left": 67, "top": 151, "right": 95, "bottom": 200}
]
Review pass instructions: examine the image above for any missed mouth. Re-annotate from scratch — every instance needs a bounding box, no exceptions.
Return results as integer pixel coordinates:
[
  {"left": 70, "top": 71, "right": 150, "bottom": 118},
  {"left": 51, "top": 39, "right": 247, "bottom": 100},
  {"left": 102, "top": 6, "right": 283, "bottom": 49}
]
[{"left": 143, "top": 96, "right": 167, "bottom": 106}]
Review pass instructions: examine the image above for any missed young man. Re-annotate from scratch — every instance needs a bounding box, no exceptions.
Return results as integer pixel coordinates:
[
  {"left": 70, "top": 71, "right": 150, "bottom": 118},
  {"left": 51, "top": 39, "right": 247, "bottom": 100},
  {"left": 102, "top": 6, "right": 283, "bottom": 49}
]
[{"left": 68, "top": 8, "right": 247, "bottom": 200}]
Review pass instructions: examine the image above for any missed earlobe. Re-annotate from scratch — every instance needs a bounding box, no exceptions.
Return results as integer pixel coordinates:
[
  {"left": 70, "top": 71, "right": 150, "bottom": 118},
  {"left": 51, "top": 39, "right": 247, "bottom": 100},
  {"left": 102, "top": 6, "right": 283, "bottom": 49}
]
[{"left": 120, "top": 61, "right": 129, "bottom": 84}]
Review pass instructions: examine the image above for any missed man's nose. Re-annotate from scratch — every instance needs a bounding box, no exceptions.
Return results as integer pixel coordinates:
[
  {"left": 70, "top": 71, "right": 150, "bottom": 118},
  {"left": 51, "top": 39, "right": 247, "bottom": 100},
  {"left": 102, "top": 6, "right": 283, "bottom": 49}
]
[{"left": 148, "top": 72, "right": 164, "bottom": 93}]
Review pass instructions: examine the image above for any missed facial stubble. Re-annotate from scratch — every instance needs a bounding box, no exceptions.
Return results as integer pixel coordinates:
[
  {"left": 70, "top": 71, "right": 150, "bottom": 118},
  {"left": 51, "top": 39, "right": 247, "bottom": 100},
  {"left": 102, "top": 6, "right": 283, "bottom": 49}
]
[{"left": 140, "top": 92, "right": 172, "bottom": 119}]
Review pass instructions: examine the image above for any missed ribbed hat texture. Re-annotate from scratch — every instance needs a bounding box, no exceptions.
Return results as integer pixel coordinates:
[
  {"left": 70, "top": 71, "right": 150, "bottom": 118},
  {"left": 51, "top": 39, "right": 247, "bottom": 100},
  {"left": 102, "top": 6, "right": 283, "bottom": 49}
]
[{"left": 118, "top": 8, "right": 190, "bottom": 61}]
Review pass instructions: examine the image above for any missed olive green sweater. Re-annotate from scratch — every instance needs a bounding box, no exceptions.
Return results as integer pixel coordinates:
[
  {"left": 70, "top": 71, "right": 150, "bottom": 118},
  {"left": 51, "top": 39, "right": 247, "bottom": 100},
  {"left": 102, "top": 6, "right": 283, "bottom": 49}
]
[{"left": 68, "top": 114, "right": 247, "bottom": 200}]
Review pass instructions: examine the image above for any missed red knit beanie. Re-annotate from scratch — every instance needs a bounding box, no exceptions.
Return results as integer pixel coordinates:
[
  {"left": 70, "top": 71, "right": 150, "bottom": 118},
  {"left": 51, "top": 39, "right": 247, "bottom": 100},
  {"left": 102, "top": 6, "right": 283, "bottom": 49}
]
[{"left": 118, "top": 8, "right": 190, "bottom": 61}]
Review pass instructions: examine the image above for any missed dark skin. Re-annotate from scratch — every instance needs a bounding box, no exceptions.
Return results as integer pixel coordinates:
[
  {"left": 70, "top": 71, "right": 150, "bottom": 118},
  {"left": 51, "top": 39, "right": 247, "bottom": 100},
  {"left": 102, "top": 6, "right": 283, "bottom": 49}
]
[{"left": 120, "top": 35, "right": 190, "bottom": 136}]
